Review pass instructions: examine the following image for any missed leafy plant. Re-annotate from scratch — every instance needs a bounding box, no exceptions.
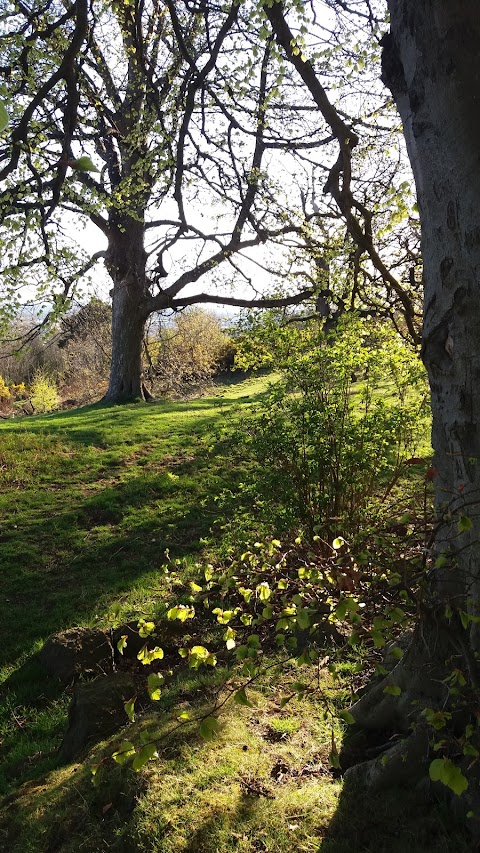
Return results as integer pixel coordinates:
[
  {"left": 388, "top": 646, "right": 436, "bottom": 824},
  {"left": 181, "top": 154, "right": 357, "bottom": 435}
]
[
  {"left": 226, "top": 318, "right": 428, "bottom": 539},
  {"left": 29, "top": 370, "right": 59, "bottom": 413}
]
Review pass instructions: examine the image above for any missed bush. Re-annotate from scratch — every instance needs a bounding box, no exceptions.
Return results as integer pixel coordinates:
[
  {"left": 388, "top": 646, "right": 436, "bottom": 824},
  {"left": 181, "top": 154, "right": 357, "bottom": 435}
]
[
  {"left": 147, "top": 308, "right": 234, "bottom": 395},
  {"left": 29, "top": 370, "right": 59, "bottom": 413},
  {"left": 225, "top": 318, "right": 428, "bottom": 539}
]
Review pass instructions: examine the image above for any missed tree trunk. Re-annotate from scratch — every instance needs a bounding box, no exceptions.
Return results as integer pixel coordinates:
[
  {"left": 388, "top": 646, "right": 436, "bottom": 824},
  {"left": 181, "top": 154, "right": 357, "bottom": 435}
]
[
  {"left": 103, "top": 221, "right": 150, "bottom": 404},
  {"left": 345, "top": 0, "right": 480, "bottom": 794}
]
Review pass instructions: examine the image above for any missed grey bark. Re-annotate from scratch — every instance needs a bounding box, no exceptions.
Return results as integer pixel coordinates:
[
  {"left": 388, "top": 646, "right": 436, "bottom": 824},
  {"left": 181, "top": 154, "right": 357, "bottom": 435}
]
[
  {"left": 344, "top": 0, "right": 480, "bottom": 789},
  {"left": 383, "top": 0, "right": 480, "bottom": 645},
  {"left": 104, "top": 221, "right": 150, "bottom": 403}
]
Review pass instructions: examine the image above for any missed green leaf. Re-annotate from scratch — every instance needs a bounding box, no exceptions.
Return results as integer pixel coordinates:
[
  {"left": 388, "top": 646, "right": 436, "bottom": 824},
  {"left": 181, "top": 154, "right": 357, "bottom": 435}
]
[
  {"left": 458, "top": 514, "right": 473, "bottom": 533},
  {"left": 339, "top": 710, "right": 356, "bottom": 725},
  {"left": 112, "top": 741, "right": 135, "bottom": 764},
  {"left": 199, "top": 716, "right": 219, "bottom": 741},
  {"left": 256, "top": 582, "right": 271, "bottom": 601},
  {"left": 332, "top": 536, "right": 345, "bottom": 550},
  {"left": 234, "top": 687, "right": 254, "bottom": 707},
  {"left": 137, "top": 645, "right": 164, "bottom": 665},
  {"left": 117, "top": 635, "right": 128, "bottom": 655},
  {"left": 0, "top": 101, "right": 8, "bottom": 133},
  {"left": 296, "top": 607, "right": 310, "bottom": 630},
  {"left": 124, "top": 698, "right": 136, "bottom": 722},
  {"left": 167, "top": 604, "right": 195, "bottom": 621},
  {"left": 132, "top": 743, "right": 158, "bottom": 771},
  {"left": 383, "top": 685, "right": 401, "bottom": 696},
  {"left": 177, "top": 711, "right": 190, "bottom": 721},
  {"left": 138, "top": 619, "right": 155, "bottom": 638},
  {"left": 371, "top": 629, "right": 385, "bottom": 648},
  {"left": 390, "top": 646, "right": 404, "bottom": 661},
  {"left": 429, "top": 758, "right": 468, "bottom": 795},
  {"left": 147, "top": 673, "right": 164, "bottom": 701},
  {"left": 463, "top": 743, "right": 479, "bottom": 757},
  {"left": 69, "top": 155, "right": 99, "bottom": 172}
]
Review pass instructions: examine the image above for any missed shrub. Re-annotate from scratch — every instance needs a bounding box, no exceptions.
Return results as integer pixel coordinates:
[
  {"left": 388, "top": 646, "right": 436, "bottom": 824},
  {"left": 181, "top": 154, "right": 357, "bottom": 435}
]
[
  {"left": 29, "top": 370, "right": 59, "bottom": 413},
  {"left": 147, "top": 308, "right": 233, "bottom": 395},
  {"left": 225, "top": 318, "right": 428, "bottom": 539}
]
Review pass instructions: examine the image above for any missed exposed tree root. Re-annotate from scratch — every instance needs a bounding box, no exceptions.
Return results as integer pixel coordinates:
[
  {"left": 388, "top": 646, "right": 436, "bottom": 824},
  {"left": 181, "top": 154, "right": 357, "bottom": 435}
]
[{"left": 344, "top": 726, "right": 431, "bottom": 792}]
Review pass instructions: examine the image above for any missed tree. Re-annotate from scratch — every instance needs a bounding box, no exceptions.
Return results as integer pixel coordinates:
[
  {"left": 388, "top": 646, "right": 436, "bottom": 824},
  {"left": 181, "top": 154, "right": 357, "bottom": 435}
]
[
  {"left": 345, "top": 0, "right": 480, "bottom": 796},
  {"left": 0, "top": 0, "right": 420, "bottom": 402},
  {"left": 206, "top": 0, "right": 479, "bottom": 799}
]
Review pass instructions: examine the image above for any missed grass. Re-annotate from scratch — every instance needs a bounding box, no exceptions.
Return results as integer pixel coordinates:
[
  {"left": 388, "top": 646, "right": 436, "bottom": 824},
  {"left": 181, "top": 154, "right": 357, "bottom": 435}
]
[
  {"left": 0, "top": 374, "right": 270, "bottom": 674},
  {"left": 0, "top": 373, "right": 472, "bottom": 853}
]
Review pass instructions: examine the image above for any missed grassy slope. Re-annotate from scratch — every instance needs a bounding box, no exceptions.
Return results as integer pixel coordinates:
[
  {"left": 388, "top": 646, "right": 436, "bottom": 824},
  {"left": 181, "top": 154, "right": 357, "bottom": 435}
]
[{"left": 0, "top": 377, "right": 471, "bottom": 853}]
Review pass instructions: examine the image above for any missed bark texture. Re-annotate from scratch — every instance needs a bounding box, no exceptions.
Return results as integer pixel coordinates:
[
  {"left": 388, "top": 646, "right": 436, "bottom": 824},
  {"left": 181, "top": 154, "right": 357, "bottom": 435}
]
[
  {"left": 345, "top": 0, "right": 480, "bottom": 792},
  {"left": 104, "top": 221, "right": 150, "bottom": 403},
  {"left": 384, "top": 0, "right": 480, "bottom": 651}
]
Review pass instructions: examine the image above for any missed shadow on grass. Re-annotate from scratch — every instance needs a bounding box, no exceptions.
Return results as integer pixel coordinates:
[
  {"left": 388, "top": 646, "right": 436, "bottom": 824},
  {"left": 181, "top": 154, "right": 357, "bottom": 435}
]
[
  {"left": 0, "top": 412, "right": 243, "bottom": 671},
  {"left": 318, "top": 774, "right": 472, "bottom": 853}
]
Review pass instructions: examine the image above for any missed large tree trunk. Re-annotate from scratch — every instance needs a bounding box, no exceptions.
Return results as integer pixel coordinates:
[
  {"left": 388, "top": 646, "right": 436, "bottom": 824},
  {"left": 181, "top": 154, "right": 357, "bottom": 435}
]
[
  {"left": 103, "top": 221, "right": 151, "bottom": 404},
  {"left": 345, "top": 0, "right": 480, "bottom": 795}
]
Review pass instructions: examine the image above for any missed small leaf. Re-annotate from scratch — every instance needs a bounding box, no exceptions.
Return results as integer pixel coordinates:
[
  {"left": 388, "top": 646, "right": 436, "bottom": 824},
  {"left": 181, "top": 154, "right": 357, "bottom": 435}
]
[
  {"left": 124, "top": 698, "right": 136, "bottom": 722},
  {"left": 147, "top": 673, "right": 164, "bottom": 701},
  {"left": 113, "top": 741, "right": 135, "bottom": 764},
  {"left": 199, "top": 716, "right": 219, "bottom": 741},
  {"left": 117, "top": 635, "right": 128, "bottom": 655},
  {"left": 332, "top": 537, "right": 345, "bottom": 550},
  {"left": 371, "top": 630, "right": 385, "bottom": 648},
  {"left": 339, "top": 710, "right": 356, "bottom": 725},
  {"left": 234, "top": 687, "right": 254, "bottom": 707},
  {"left": 138, "top": 619, "right": 155, "bottom": 638},
  {"left": 383, "top": 685, "right": 401, "bottom": 696},
  {"left": 177, "top": 710, "right": 190, "bottom": 721},
  {"left": 390, "top": 646, "right": 404, "bottom": 661},
  {"left": 296, "top": 608, "right": 310, "bottom": 630},
  {"left": 132, "top": 743, "right": 158, "bottom": 771},
  {"left": 429, "top": 758, "right": 468, "bottom": 795},
  {"left": 256, "top": 582, "right": 271, "bottom": 602},
  {"left": 458, "top": 514, "right": 473, "bottom": 533},
  {"left": 69, "top": 155, "right": 99, "bottom": 172}
]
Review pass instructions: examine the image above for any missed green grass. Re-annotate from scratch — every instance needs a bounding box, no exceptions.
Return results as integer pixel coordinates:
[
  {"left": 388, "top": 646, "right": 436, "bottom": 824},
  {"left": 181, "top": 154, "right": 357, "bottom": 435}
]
[
  {"left": 0, "top": 373, "right": 471, "bottom": 853},
  {"left": 0, "top": 375, "right": 270, "bottom": 674}
]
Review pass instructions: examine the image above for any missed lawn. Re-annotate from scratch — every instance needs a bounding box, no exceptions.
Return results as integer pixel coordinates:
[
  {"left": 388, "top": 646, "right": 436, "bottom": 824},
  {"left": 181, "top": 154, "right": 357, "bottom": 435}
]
[{"left": 0, "top": 375, "right": 471, "bottom": 853}]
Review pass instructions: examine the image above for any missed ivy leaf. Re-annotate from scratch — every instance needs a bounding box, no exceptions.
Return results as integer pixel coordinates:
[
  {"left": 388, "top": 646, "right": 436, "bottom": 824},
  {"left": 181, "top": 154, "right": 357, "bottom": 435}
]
[
  {"left": 199, "top": 716, "right": 219, "bottom": 741},
  {"left": 132, "top": 743, "right": 158, "bottom": 771},
  {"left": 429, "top": 758, "right": 468, "bottom": 795}
]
